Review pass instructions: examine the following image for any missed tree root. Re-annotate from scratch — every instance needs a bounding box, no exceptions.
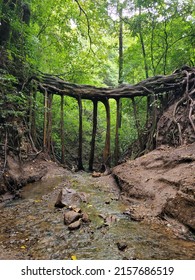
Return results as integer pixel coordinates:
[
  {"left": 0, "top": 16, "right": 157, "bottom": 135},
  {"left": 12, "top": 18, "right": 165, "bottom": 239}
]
[{"left": 172, "top": 69, "right": 195, "bottom": 145}]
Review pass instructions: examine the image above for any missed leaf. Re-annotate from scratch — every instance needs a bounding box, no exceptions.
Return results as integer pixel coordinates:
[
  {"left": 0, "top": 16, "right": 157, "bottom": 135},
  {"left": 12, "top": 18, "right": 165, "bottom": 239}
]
[
  {"left": 87, "top": 204, "right": 93, "bottom": 208},
  {"left": 20, "top": 246, "right": 26, "bottom": 249},
  {"left": 71, "top": 255, "right": 77, "bottom": 260},
  {"left": 34, "top": 200, "right": 42, "bottom": 203}
]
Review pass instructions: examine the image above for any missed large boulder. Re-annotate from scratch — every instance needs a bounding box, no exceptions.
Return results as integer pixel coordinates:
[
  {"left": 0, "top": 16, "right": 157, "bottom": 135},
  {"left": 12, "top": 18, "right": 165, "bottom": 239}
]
[{"left": 55, "top": 187, "right": 88, "bottom": 208}]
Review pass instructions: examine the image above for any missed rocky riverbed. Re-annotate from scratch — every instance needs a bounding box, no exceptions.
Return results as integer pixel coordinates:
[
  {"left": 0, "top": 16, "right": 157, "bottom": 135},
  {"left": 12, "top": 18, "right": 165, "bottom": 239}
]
[{"left": 0, "top": 162, "right": 195, "bottom": 260}]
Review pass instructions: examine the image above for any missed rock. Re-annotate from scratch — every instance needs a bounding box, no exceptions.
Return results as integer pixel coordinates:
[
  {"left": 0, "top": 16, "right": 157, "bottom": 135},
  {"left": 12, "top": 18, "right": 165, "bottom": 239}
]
[
  {"left": 92, "top": 172, "right": 101, "bottom": 178},
  {"left": 98, "top": 214, "right": 106, "bottom": 220},
  {"left": 116, "top": 242, "right": 128, "bottom": 251},
  {"left": 105, "top": 200, "right": 110, "bottom": 204},
  {"left": 64, "top": 210, "right": 82, "bottom": 225},
  {"left": 55, "top": 188, "right": 87, "bottom": 208},
  {"left": 68, "top": 219, "right": 81, "bottom": 230},
  {"left": 78, "top": 192, "right": 88, "bottom": 203},
  {"left": 105, "top": 215, "right": 118, "bottom": 225},
  {"left": 82, "top": 212, "right": 90, "bottom": 223},
  {"left": 55, "top": 190, "right": 65, "bottom": 208},
  {"left": 123, "top": 209, "right": 144, "bottom": 222},
  {"left": 72, "top": 207, "right": 82, "bottom": 213}
]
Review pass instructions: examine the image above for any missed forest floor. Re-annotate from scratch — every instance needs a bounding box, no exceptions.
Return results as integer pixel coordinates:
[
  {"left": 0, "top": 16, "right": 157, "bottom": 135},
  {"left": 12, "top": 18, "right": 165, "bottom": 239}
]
[{"left": 0, "top": 143, "right": 195, "bottom": 260}]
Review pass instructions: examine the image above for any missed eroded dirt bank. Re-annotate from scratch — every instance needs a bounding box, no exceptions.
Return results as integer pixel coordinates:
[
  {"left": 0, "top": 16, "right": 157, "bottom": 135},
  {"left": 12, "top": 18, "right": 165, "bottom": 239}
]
[
  {"left": 0, "top": 153, "right": 64, "bottom": 202},
  {"left": 113, "top": 143, "right": 195, "bottom": 235}
]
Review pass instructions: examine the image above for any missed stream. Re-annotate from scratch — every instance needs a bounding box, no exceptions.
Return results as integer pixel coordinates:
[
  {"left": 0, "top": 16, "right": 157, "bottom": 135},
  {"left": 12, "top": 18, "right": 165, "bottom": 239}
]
[{"left": 0, "top": 172, "right": 195, "bottom": 260}]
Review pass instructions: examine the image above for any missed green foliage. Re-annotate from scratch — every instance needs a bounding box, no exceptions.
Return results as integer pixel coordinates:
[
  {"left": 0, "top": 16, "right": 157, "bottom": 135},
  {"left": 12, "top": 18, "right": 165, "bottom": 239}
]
[
  {"left": 1, "top": 0, "right": 195, "bottom": 166},
  {"left": 0, "top": 71, "right": 27, "bottom": 138}
]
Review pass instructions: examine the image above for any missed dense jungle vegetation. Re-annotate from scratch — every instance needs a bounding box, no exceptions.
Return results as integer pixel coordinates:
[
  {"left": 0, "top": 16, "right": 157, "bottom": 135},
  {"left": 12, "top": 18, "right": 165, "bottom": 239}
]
[{"left": 0, "top": 0, "right": 195, "bottom": 170}]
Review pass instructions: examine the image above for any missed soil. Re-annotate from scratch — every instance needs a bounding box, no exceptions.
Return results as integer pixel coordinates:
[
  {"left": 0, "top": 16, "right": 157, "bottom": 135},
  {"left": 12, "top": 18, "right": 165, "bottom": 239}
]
[{"left": 113, "top": 143, "right": 195, "bottom": 236}]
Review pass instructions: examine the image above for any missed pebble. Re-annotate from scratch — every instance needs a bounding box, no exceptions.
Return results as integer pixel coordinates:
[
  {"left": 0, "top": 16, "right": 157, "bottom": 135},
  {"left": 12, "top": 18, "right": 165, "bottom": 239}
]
[
  {"left": 68, "top": 220, "right": 81, "bottom": 230},
  {"left": 116, "top": 242, "right": 128, "bottom": 251},
  {"left": 64, "top": 210, "right": 82, "bottom": 225}
]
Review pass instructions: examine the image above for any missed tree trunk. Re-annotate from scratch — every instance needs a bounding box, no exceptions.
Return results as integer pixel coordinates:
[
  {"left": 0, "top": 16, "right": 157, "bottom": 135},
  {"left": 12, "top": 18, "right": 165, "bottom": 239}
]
[
  {"left": 138, "top": 6, "right": 150, "bottom": 122},
  {"left": 118, "top": 5, "right": 124, "bottom": 85},
  {"left": 77, "top": 97, "right": 84, "bottom": 170},
  {"left": 138, "top": 6, "right": 149, "bottom": 79},
  {"left": 114, "top": 98, "right": 120, "bottom": 165},
  {"left": 102, "top": 99, "right": 111, "bottom": 167},
  {"left": 118, "top": 4, "right": 123, "bottom": 128},
  {"left": 0, "top": 0, "right": 12, "bottom": 46},
  {"left": 60, "top": 95, "right": 65, "bottom": 164},
  {"left": 46, "top": 93, "right": 53, "bottom": 153},
  {"left": 43, "top": 89, "right": 48, "bottom": 151},
  {"left": 150, "top": 17, "right": 156, "bottom": 76},
  {"left": 132, "top": 97, "right": 142, "bottom": 150},
  {"left": 89, "top": 100, "right": 98, "bottom": 171},
  {"left": 31, "top": 91, "right": 37, "bottom": 144},
  {"left": 27, "top": 90, "right": 37, "bottom": 153},
  {"left": 0, "top": 1, "right": 30, "bottom": 47},
  {"left": 163, "top": 20, "right": 168, "bottom": 75}
]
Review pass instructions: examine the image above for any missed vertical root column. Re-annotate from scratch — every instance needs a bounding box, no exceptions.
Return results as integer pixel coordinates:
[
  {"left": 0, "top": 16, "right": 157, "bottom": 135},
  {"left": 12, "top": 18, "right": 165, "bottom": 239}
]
[
  {"left": 89, "top": 100, "right": 98, "bottom": 171},
  {"left": 43, "top": 89, "right": 48, "bottom": 151},
  {"left": 102, "top": 98, "right": 111, "bottom": 168},
  {"left": 60, "top": 95, "right": 65, "bottom": 164},
  {"left": 43, "top": 90, "right": 53, "bottom": 153},
  {"left": 77, "top": 96, "right": 84, "bottom": 170},
  {"left": 46, "top": 93, "right": 53, "bottom": 153},
  {"left": 132, "top": 97, "right": 142, "bottom": 150},
  {"left": 114, "top": 98, "right": 120, "bottom": 165},
  {"left": 31, "top": 91, "right": 37, "bottom": 145}
]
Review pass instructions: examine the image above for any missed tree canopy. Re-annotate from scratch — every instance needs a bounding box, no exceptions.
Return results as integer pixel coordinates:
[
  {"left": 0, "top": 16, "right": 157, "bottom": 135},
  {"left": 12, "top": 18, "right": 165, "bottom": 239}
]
[{"left": 29, "top": 0, "right": 195, "bottom": 84}]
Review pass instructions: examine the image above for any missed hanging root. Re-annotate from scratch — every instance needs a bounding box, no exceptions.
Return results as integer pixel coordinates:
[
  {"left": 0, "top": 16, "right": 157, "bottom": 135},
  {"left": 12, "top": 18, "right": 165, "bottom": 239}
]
[
  {"left": 172, "top": 96, "right": 185, "bottom": 145},
  {"left": 172, "top": 69, "right": 195, "bottom": 144}
]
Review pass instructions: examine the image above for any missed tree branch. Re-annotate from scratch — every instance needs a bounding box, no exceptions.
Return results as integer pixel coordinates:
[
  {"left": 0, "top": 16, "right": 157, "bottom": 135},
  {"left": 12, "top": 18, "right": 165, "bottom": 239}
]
[{"left": 74, "top": 0, "right": 94, "bottom": 54}]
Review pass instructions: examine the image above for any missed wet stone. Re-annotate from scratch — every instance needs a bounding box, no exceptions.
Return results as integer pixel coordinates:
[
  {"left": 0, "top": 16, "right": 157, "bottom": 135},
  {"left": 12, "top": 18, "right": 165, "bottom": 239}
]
[
  {"left": 64, "top": 210, "right": 82, "bottom": 225},
  {"left": 72, "top": 207, "right": 82, "bottom": 213},
  {"left": 82, "top": 212, "right": 90, "bottom": 223},
  {"left": 116, "top": 242, "right": 128, "bottom": 251},
  {"left": 92, "top": 172, "right": 102, "bottom": 178},
  {"left": 55, "top": 188, "right": 88, "bottom": 208},
  {"left": 68, "top": 219, "right": 81, "bottom": 230}
]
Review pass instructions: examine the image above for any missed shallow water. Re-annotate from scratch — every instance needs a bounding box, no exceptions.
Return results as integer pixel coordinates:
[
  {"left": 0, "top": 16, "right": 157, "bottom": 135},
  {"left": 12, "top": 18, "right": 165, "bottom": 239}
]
[{"left": 0, "top": 172, "right": 195, "bottom": 260}]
